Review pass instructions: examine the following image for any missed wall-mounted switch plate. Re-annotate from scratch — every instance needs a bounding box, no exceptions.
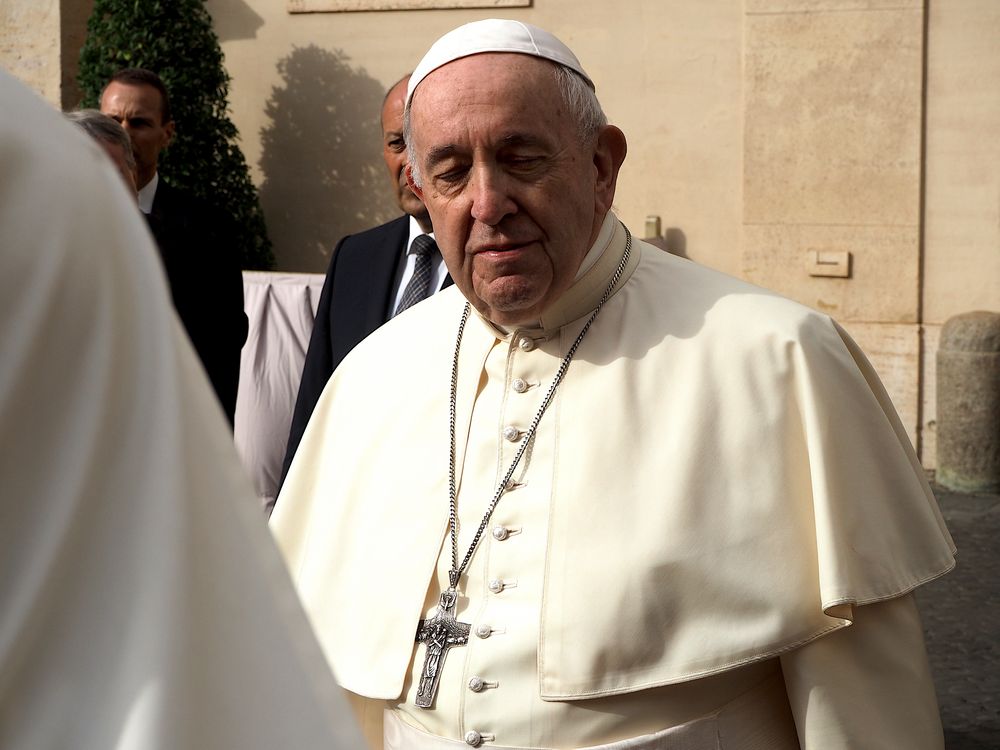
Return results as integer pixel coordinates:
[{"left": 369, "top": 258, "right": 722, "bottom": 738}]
[{"left": 807, "top": 250, "right": 851, "bottom": 278}]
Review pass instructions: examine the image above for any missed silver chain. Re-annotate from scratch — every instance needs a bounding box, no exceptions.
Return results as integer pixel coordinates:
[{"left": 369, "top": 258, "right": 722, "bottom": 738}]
[{"left": 446, "top": 227, "right": 633, "bottom": 589}]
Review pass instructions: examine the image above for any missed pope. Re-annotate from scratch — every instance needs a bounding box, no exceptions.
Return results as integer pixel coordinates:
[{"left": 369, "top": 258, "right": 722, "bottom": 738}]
[{"left": 272, "top": 19, "right": 956, "bottom": 750}]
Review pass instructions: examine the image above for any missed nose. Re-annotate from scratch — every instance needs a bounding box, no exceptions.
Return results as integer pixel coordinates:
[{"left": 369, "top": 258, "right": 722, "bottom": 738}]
[{"left": 469, "top": 165, "right": 516, "bottom": 227}]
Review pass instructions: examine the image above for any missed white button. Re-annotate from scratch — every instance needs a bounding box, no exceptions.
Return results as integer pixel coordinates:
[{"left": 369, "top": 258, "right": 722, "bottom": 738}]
[
  {"left": 469, "top": 676, "right": 485, "bottom": 693},
  {"left": 488, "top": 579, "right": 504, "bottom": 594},
  {"left": 475, "top": 624, "right": 492, "bottom": 639},
  {"left": 518, "top": 337, "right": 535, "bottom": 352},
  {"left": 511, "top": 378, "right": 528, "bottom": 393},
  {"left": 492, "top": 526, "right": 509, "bottom": 541},
  {"left": 502, "top": 425, "right": 520, "bottom": 442},
  {"left": 465, "top": 730, "right": 483, "bottom": 747}
]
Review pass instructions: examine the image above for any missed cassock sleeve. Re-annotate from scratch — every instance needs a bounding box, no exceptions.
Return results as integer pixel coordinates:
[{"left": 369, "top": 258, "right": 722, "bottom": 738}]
[{"left": 780, "top": 594, "right": 945, "bottom": 749}]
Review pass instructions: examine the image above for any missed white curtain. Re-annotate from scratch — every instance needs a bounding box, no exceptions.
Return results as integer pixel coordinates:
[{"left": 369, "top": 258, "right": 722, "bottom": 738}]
[{"left": 235, "top": 271, "right": 326, "bottom": 512}]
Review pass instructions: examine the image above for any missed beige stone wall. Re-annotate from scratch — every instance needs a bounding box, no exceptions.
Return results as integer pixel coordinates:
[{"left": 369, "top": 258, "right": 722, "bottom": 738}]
[
  {"left": 0, "top": 0, "right": 94, "bottom": 109},
  {"left": 920, "top": 0, "right": 1000, "bottom": 466},
  {"left": 1, "top": 0, "right": 62, "bottom": 106},
  {"left": 924, "top": 0, "right": 1000, "bottom": 326},
  {"left": 740, "top": 1, "right": 926, "bottom": 449}
]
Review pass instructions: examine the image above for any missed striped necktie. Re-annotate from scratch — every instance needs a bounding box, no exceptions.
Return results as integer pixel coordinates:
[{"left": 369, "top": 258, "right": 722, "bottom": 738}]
[{"left": 394, "top": 235, "right": 437, "bottom": 316}]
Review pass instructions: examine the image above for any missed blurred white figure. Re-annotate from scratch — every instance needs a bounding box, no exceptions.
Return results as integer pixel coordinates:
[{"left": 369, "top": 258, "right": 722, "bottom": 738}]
[{"left": 0, "top": 70, "right": 363, "bottom": 750}]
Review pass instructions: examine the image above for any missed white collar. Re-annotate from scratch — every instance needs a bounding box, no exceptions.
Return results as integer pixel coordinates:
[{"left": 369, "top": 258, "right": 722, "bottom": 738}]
[
  {"left": 137, "top": 172, "right": 159, "bottom": 215},
  {"left": 406, "top": 215, "right": 436, "bottom": 252}
]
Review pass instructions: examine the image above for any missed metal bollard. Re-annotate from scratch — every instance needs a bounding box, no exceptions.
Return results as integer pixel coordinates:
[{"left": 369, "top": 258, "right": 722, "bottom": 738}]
[{"left": 936, "top": 311, "right": 1000, "bottom": 493}]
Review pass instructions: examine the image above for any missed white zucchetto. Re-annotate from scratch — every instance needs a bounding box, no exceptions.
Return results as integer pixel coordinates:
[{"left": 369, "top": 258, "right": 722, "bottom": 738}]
[{"left": 406, "top": 19, "right": 593, "bottom": 105}]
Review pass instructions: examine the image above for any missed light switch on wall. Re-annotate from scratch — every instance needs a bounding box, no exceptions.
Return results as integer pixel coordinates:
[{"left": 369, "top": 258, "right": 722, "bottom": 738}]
[{"left": 807, "top": 250, "right": 851, "bottom": 278}]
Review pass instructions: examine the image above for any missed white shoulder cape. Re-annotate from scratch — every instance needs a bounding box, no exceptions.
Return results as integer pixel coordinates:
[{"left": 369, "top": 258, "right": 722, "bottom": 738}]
[{"left": 274, "top": 218, "right": 954, "bottom": 701}]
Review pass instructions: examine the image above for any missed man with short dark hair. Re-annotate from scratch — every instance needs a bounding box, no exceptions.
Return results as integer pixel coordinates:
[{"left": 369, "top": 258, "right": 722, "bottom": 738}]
[
  {"left": 101, "top": 67, "right": 247, "bottom": 425},
  {"left": 279, "top": 74, "right": 451, "bottom": 487}
]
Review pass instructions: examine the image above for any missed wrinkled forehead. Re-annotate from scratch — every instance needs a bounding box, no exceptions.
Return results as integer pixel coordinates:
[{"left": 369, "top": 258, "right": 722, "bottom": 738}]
[{"left": 405, "top": 53, "right": 568, "bottom": 143}]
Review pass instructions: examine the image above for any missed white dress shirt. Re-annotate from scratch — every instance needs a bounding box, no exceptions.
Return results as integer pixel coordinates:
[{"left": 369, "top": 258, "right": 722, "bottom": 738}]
[{"left": 137, "top": 170, "right": 159, "bottom": 214}]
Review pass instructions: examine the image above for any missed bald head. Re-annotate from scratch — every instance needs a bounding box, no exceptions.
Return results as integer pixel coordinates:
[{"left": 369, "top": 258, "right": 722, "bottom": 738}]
[{"left": 381, "top": 75, "right": 429, "bottom": 231}]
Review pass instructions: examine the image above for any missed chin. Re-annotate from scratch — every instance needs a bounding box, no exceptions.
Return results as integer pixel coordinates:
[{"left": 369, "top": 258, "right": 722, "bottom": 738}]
[{"left": 482, "top": 298, "right": 546, "bottom": 325}]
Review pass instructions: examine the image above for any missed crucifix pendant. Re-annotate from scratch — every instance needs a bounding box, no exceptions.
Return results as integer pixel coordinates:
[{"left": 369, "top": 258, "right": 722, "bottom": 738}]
[{"left": 414, "top": 588, "right": 470, "bottom": 708}]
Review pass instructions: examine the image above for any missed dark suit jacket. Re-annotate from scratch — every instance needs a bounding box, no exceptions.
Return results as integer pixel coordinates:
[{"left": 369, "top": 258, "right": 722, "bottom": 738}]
[
  {"left": 146, "top": 180, "right": 248, "bottom": 426},
  {"left": 280, "top": 215, "right": 451, "bottom": 485}
]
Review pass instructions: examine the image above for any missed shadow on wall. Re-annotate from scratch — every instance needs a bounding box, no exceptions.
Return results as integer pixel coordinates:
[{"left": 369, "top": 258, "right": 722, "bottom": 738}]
[
  {"left": 207, "top": 0, "right": 265, "bottom": 42},
  {"left": 258, "top": 45, "right": 396, "bottom": 272}
]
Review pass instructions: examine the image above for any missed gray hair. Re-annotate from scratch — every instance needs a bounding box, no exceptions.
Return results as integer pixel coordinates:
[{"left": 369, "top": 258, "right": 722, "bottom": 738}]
[
  {"left": 404, "top": 60, "right": 606, "bottom": 188},
  {"left": 65, "top": 109, "right": 136, "bottom": 174}
]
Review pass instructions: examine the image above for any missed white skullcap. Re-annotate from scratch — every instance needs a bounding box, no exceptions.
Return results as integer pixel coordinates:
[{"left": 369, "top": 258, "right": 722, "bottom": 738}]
[{"left": 406, "top": 19, "right": 593, "bottom": 106}]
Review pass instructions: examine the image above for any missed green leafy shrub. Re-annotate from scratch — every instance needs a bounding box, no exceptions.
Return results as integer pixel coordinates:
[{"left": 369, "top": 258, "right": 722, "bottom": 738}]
[{"left": 78, "top": 0, "right": 273, "bottom": 269}]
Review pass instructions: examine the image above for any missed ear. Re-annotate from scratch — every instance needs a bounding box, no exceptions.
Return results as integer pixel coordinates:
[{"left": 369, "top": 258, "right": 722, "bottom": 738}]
[
  {"left": 592, "top": 125, "right": 627, "bottom": 216},
  {"left": 162, "top": 120, "right": 176, "bottom": 149},
  {"left": 405, "top": 165, "right": 425, "bottom": 201}
]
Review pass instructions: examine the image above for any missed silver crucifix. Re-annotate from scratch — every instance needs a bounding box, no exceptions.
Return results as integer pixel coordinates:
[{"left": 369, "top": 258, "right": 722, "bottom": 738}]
[{"left": 414, "top": 588, "right": 470, "bottom": 708}]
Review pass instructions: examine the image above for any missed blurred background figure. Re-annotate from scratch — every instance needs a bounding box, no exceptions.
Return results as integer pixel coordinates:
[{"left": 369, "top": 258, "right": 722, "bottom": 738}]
[
  {"left": 279, "top": 73, "right": 451, "bottom": 495},
  {"left": 65, "top": 108, "right": 138, "bottom": 196},
  {"left": 0, "top": 69, "right": 362, "bottom": 750},
  {"left": 101, "top": 67, "right": 248, "bottom": 427}
]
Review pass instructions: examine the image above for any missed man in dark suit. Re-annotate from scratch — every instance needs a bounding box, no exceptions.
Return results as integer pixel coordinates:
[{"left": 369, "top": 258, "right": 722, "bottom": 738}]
[
  {"left": 101, "top": 68, "right": 247, "bottom": 426},
  {"left": 279, "top": 75, "right": 450, "bottom": 484}
]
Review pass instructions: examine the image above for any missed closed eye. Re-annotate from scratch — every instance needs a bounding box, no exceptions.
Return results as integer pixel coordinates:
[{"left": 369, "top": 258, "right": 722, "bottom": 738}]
[{"left": 434, "top": 166, "right": 469, "bottom": 186}]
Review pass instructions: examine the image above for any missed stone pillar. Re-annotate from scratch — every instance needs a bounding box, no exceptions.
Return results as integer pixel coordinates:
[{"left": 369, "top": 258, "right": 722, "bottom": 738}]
[{"left": 936, "top": 311, "right": 1000, "bottom": 493}]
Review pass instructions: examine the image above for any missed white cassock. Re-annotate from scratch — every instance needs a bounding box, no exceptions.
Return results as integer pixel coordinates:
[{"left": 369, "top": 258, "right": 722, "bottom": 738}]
[
  {"left": 0, "top": 70, "right": 363, "bottom": 749},
  {"left": 273, "top": 213, "right": 955, "bottom": 749}
]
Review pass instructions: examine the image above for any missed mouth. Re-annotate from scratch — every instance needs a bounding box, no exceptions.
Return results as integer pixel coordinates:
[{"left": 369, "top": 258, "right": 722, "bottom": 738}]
[{"left": 472, "top": 241, "right": 534, "bottom": 256}]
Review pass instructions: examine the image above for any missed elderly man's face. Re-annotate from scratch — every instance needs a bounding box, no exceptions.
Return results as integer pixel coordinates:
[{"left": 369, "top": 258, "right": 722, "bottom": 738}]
[
  {"left": 407, "top": 54, "right": 624, "bottom": 325},
  {"left": 100, "top": 82, "right": 174, "bottom": 190},
  {"left": 382, "top": 77, "right": 429, "bottom": 227}
]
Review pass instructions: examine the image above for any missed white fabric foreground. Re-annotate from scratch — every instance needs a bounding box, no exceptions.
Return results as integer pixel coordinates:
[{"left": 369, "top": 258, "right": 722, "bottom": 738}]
[
  {"left": 234, "top": 271, "right": 325, "bottom": 512},
  {"left": 0, "top": 70, "right": 363, "bottom": 749}
]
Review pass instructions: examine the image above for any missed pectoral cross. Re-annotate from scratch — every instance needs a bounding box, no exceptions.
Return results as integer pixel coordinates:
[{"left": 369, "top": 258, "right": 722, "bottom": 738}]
[{"left": 414, "top": 588, "right": 470, "bottom": 708}]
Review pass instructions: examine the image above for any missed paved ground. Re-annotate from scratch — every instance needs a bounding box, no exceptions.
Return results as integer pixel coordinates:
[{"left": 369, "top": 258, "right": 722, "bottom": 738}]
[{"left": 916, "top": 486, "right": 1000, "bottom": 750}]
